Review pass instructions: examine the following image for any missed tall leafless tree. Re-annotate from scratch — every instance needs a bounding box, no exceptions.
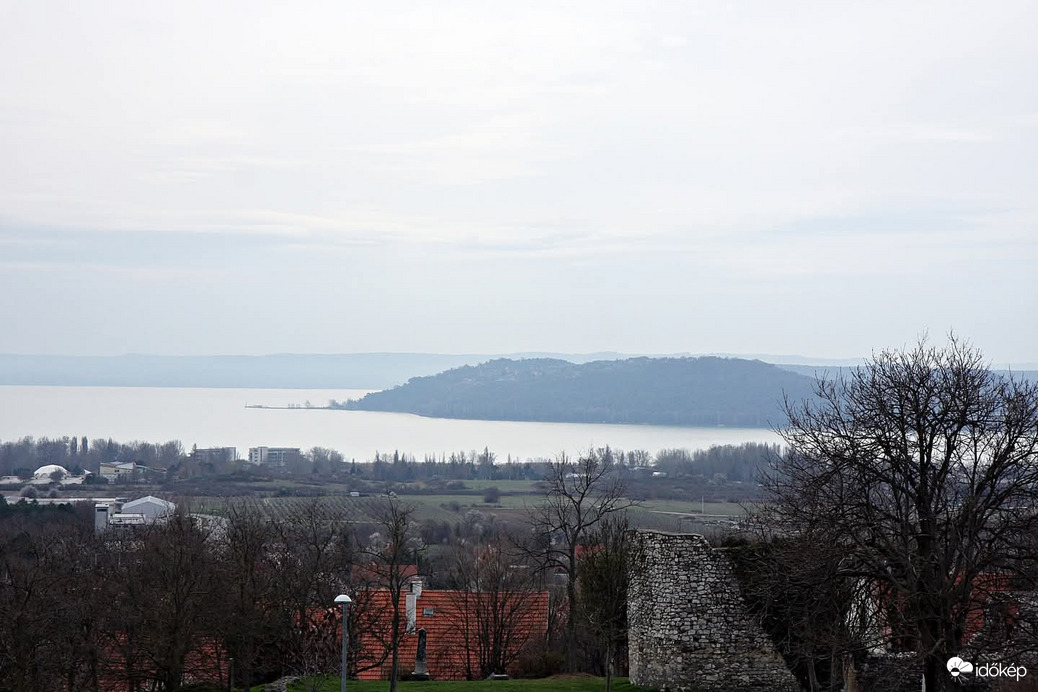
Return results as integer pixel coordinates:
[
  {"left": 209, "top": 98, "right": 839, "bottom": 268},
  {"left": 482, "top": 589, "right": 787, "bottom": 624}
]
[
  {"left": 726, "top": 528, "right": 862, "bottom": 692},
  {"left": 527, "top": 450, "right": 636, "bottom": 670},
  {"left": 214, "top": 501, "right": 282, "bottom": 690},
  {"left": 341, "top": 575, "right": 396, "bottom": 678},
  {"left": 268, "top": 500, "right": 353, "bottom": 678},
  {"left": 104, "top": 511, "right": 220, "bottom": 692},
  {"left": 358, "top": 497, "right": 422, "bottom": 692},
  {"left": 763, "top": 336, "right": 1038, "bottom": 692},
  {"left": 444, "top": 534, "right": 542, "bottom": 679},
  {"left": 0, "top": 509, "right": 105, "bottom": 692},
  {"left": 577, "top": 515, "right": 640, "bottom": 692}
]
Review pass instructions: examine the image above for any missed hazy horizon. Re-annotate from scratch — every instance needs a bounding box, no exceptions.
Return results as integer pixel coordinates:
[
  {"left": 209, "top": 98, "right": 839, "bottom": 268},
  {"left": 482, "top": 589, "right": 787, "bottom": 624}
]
[
  {"left": 2, "top": 2, "right": 1035, "bottom": 363},
  {"left": 0, "top": 348, "right": 867, "bottom": 362},
  {"left": 1, "top": 350, "right": 1034, "bottom": 371}
]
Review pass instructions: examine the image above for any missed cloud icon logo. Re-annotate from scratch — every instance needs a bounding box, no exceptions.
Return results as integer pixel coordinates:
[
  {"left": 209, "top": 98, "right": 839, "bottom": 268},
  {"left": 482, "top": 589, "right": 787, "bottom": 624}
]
[{"left": 947, "top": 657, "right": 974, "bottom": 677}]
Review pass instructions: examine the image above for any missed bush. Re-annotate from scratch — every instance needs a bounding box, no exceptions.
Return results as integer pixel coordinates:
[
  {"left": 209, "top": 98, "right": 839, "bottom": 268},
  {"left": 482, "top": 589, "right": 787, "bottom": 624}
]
[
  {"left": 483, "top": 486, "right": 501, "bottom": 503},
  {"left": 511, "top": 650, "right": 565, "bottom": 679},
  {"left": 20, "top": 485, "right": 38, "bottom": 499}
]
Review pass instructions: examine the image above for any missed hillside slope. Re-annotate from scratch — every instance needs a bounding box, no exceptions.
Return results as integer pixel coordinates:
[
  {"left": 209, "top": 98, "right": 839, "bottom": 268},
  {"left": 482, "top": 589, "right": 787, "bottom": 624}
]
[{"left": 342, "top": 357, "right": 815, "bottom": 427}]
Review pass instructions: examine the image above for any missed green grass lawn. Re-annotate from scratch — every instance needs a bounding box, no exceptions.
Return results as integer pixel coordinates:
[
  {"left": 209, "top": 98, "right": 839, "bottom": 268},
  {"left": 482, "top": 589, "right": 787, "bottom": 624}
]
[{"left": 254, "top": 676, "right": 653, "bottom": 692}]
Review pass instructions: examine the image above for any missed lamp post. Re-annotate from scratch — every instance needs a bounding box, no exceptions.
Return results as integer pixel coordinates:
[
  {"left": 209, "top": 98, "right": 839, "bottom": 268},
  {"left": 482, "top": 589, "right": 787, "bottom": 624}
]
[{"left": 335, "top": 594, "right": 352, "bottom": 692}]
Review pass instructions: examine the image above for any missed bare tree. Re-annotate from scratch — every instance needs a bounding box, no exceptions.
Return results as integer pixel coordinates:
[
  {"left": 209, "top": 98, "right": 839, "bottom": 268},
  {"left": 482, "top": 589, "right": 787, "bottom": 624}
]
[
  {"left": 342, "top": 578, "right": 396, "bottom": 678},
  {"left": 726, "top": 528, "right": 862, "bottom": 692},
  {"left": 0, "top": 510, "right": 105, "bottom": 692},
  {"left": 215, "top": 502, "right": 281, "bottom": 690},
  {"left": 104, "top": 511, "right": 220, "bottom": 691},
  {"left": 444, "top": 535, "right": 543, "bottom": 679},
  {"left": 358, "top": 497, "right": 422, "bottom": 692},
  {"left": 269, "top": 500, "right": 353, "bottom": 678},
  {"left": 763, "top": 336, "right": 1038, "bottom": 692},
  {"left": 577, "top": 515, "right": 640, "bottom": 692},
  {"left": 527, "top": 450, "right": 636, "bottom": 670}
]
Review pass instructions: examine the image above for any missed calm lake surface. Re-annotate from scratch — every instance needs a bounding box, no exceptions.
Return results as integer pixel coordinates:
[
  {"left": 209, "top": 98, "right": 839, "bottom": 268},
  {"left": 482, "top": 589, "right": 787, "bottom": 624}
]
[{"left": 0, "top": 386, "right": 781, "bottom": 461}]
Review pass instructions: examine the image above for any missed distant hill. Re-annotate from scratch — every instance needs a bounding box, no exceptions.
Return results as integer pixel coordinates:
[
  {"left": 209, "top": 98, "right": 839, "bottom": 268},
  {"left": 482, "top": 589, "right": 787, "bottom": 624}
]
[
  {"left": 340, "top": 357, "right": 817, "bottom": 428},
  {"left": 776, "top": 363, "right": 1038, "bottom": 384}
]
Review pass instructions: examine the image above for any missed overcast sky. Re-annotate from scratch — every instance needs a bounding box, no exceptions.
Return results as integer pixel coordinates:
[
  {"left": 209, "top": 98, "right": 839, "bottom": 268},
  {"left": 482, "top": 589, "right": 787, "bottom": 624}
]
[{"left": 1, "top": 1, "right": 1035, "bottom": 363}]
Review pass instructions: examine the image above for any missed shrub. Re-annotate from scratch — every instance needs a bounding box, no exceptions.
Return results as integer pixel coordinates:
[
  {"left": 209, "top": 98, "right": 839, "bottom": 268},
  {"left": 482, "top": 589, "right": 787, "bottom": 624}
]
[
  {"left": 482, "top": 486, "right": 501, "bottom": 503},
  {"left": 180, "top": 683, "right": 224, "bottom": 692},
  {"left": 511, "top": 650, "right": 565, "bottom": 679}
]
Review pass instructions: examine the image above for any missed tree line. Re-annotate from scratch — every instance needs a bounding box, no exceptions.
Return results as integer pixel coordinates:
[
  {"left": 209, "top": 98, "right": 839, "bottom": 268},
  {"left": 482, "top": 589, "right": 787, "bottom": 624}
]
[
  {"left": 0, "top": 448, "right": 639, "bottom": 692},
  {"left": 0, "top": 435, "right": 778, "bottom": 503},
  {"left": 0, "top": 436, "right": 183, "bottom": 478}
]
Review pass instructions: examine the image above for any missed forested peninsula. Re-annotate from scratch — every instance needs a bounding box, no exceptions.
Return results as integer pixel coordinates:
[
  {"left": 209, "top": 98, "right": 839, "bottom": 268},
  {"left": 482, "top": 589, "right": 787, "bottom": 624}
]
[{"left": 337, "top": 357, "right": 816, "bottom": 427}]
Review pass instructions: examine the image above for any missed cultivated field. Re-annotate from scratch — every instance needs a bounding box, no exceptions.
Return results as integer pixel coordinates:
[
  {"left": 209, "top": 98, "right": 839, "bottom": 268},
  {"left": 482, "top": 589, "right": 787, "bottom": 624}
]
[{"left": 178, "top": 479, "right": 750, "bottom": 534}]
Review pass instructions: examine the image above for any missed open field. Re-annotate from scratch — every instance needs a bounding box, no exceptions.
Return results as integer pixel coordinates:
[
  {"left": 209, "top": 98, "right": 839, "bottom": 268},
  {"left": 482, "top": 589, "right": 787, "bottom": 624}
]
[
  {"left": 637, "top": 499, "right": 747, "bottom": 516},
  {"left": 184, "top": 495, "right": 463, "bottom": 524},
  {"left": 154, "top": 474, "right": 757, "bottom": 534},
  {"left": 409, "top": 493, "right": 535, "bottom": 509},
  {"left": 455, "top": 480, "right": 544, "bottom": 492},
  {"left": 176, "top": 483, "right": 754, "bottom": 534},
  {"left": 252, "top": 676, "right": 654, "bottom": 692}
]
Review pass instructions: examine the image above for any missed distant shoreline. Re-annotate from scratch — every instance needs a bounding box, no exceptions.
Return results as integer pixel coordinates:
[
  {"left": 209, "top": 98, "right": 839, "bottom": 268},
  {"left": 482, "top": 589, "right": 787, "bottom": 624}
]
[{"left": 244, "top": 402, "right": 776, "bottom": 430}]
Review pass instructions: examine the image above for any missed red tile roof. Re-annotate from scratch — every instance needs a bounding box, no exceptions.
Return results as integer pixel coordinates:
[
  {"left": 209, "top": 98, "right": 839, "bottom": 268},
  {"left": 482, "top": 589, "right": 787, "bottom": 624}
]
[{"left": 355, "top": 588, "right": 549, "bottom": 680}]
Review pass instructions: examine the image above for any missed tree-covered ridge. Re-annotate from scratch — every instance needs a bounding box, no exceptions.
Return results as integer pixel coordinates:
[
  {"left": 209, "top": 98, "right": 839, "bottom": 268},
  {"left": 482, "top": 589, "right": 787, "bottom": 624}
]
[{"left": 339, "top": 357, "right": 816, "bottom": 427}]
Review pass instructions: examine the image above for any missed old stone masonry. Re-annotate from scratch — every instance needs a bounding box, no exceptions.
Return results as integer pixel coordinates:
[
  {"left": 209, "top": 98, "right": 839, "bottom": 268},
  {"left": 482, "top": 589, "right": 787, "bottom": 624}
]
[{"left": 628, "top": 530, "right": 800, "bottom": 692}]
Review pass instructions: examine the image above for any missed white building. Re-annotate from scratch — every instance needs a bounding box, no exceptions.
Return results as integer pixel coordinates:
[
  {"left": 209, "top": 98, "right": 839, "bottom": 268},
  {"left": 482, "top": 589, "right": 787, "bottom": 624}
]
[
  {"left": 94, "top": 495, "right": 176, "bottom": 534},
  {"left": 28, "top": 464, "right": 89, "bottom": 486},
  {"left": 33, "top": 464, "right": 69, "bottom": 480},
  {"left": 248, "top": 446, "right": 302, "bottom": 467},
  {"left": 121, "top": 495, "right": 176, "bottom": 521}
]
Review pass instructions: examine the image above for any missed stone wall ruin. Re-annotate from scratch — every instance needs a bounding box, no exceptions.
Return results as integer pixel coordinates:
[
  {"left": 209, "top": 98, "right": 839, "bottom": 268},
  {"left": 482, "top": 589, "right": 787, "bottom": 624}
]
[{"left": 628, "top": 530, "right": 800, "bottom": 692}]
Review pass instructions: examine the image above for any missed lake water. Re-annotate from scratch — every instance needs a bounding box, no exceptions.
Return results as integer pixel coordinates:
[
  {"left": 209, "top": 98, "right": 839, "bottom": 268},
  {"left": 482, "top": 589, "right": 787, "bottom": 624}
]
[{"left": 0, "top": 386, "right": 781, "bottom": 462}]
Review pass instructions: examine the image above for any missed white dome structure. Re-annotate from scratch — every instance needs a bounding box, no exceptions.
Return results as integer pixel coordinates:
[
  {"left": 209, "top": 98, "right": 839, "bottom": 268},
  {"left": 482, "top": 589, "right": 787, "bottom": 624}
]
[
  {"left": 121, "top": 495, "right": 176, "bottom": 521},
  {"left": 33, "top": 464, "right": 70, "bottom": 479}
]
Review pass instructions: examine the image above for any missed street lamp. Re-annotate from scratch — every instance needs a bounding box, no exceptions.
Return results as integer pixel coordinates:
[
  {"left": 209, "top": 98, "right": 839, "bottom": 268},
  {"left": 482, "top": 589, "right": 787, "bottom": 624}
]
[{"left": 335, "top": 594, "right": 352, "bottom": 692}]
